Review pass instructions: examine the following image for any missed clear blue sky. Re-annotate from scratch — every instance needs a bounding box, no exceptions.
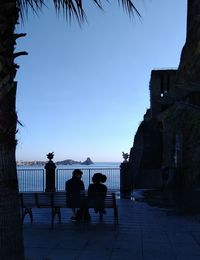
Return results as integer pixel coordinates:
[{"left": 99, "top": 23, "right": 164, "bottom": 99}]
[{"left": 15, "top": 0, "right": 187, "bottom": 163}]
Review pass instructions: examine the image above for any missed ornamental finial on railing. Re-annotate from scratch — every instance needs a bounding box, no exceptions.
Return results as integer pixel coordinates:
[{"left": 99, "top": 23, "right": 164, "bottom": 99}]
[
  {"left": 122, "top": 152, "right": 129, "bottom": 162},
  {"left": 46, "top": 152, "right": 54, "bottom": 161}
]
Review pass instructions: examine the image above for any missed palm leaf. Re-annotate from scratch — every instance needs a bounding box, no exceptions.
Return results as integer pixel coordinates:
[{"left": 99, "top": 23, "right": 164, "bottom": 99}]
[
  {"left": 119, "top": 0, "right": 141, "bottom": 17},
  {"left": 16, "top": 0, "right": 140, "bottom": 22},
  {"left": 17, "top": 0, "right": 44, "bottom": 21}
]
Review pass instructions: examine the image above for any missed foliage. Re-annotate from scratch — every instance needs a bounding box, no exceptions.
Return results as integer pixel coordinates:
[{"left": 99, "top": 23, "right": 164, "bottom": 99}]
[{"left": 16, "top": 0, "right": 140, "bottom": 23}]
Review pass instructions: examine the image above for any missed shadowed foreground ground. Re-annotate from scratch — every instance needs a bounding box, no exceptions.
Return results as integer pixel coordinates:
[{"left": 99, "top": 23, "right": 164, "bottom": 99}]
[{"left": 24, "top": 197, "right": 200, "bottom": 260}]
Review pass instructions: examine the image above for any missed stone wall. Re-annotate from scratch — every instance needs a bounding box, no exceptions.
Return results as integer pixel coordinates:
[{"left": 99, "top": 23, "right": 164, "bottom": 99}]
[
  {"left": 128, "top": 0, "right": 200, "bottom": 190},
  {"left": 160, "top": 103, "right": 200, "bottom": 188},
  {"left": 176, "top": 0, "right": 200, "bottom": 87},
  {"left": 129, "top": 118, "right": 163, "bottom": 188},
  {"left": 149, "top": 70, "right": 177, "bottom": 117}
]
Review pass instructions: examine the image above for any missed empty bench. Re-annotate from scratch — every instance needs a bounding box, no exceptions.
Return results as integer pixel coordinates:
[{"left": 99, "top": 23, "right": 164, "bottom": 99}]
[{"left": 19, "top": 191, "right": 118, "bottom": 228}]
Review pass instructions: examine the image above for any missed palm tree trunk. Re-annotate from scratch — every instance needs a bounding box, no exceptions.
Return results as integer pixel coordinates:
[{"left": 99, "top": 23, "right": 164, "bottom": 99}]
[{"left": 0, "top": 1, "right": 24, "bottom": 259}]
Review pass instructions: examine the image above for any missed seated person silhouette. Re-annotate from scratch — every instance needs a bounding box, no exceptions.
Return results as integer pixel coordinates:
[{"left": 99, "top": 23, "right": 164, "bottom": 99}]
[
  {"left": 88, "top": 173, "right": 107, "bottom": 219},
  {"left": 65, "top": 169, "right": 85, "bottom": 222}
]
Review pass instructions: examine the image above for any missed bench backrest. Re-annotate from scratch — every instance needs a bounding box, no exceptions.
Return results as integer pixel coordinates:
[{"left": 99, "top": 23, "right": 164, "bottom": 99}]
[
  {"left": 20, "top": 191, "right": 116, "bottom": 209},
  {"left": 105, "top": 193, "right": 116, "bottom": 208},
  {"left": 20, "top": 192, "right": 54, "bottom": 208},
  {"left": 37, "top": 193, "right": 54, "bottom": 207},
  {"left": 53, "top": 192, "right": 67, "bottom": 207},
  {"left": 20, "top": 193, "right": 36, "bottom": 208}
]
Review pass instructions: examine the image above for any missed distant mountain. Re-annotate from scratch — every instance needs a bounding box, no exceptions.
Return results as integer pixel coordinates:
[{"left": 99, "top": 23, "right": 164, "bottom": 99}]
[
  {"left": 81, "top": 157, "right": 94, "bottom": 165},
  {"left": 16, "top": 160, "right": 46, "bottom": 166},
  {"left": 17, "top": 157, "right": 94, "bottom": 166},
  {"left": 56, "top": 159, "right": 81, "bottom": 165}
]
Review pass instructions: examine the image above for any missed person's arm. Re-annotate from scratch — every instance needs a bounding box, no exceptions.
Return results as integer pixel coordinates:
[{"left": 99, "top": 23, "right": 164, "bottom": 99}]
[
  {"left": 102, "top": 185, "right": 107, "bottom": 198},
  {"left": 88, "top": 184, "right": 92, "bottom": 197},
  {"left": 65, "top": 181, "right": 68, "bottom": 191},
  {"left": 80, "top": 180, "right": 85, "bottom": 191}
]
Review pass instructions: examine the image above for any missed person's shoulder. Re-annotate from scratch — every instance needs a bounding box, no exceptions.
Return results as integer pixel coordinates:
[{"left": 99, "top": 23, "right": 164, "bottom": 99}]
[
  {"left": 88, "top": 183, "right": 95, "bottom": 191},
  {"left": 89, "top": 183, "right": 95, "bottom": 186},
  {"left": 101, "top": 183, "right": 107, "bottom": 190},
  {"left": 88, "top": 183, "right": 95, "bottom": 188},
  {"left": 79, "top": 179, "right": 84, "bottom": 185},
  {"left": 79, "top": 179, "right": 85, "bottom": 187},
  {"left": 66, "top": 178, "right": 73, "bottom": 185},
  {"left": 66, "top": 178, "right": 72, "bottom": 182}
]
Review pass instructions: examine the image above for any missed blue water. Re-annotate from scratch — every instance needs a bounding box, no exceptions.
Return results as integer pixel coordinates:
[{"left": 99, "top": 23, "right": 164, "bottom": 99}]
[{"left": 17, "top": 162, "right": 120, "bottom": 170}]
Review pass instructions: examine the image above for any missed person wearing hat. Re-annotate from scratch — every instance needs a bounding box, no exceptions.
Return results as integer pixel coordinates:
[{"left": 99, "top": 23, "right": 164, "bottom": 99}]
[{"left": 65, "top": 169, "right": 85, "bottom": 222}]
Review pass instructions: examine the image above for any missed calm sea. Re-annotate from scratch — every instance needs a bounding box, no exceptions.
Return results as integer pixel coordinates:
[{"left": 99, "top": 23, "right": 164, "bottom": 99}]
[{"left": 17, "top": 162, "right": 120, "bottom": 169}]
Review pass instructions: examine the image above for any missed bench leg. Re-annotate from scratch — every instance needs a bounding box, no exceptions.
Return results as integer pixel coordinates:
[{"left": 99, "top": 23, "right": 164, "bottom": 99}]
[
  {"left": 56, "top": 208, "right": 61, "bottom": 223},
  {"left": 22, "top": 208, "right": 33, "bottom": 223},
  {"left": 51, "top": 207, "right": 61, "bottom": 229},
  {"left": 114, "top": 206, "right": 119, "bottom": 225}
]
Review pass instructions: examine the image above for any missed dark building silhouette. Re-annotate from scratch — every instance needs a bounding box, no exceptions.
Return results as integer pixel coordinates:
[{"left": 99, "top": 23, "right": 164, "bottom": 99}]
[
  {"left": 150, "top": 70, "right": 177, "bottom": 117},
  {"left": 129, "top": 67, "right": 200, "bottom": 189},
  {"left": 128, "top": 70, "right": 176, "bottom": 188},
  {"left": 127, "top": 1, "right": 200, "bottom": 190}
]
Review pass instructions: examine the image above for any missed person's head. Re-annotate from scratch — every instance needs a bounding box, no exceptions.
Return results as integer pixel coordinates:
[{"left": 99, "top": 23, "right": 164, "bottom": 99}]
[
  {"left": 101, "top": 174, "right": 107, "bottom": 183},
  {"left": 72, "top": 169, "right": 83, "bottom": 179},
  {"left": 92, "top": 173, "right": 107, "bottom": 184},
  {"left": 92, "top": 173, "right": 101, "bottom": 183}
]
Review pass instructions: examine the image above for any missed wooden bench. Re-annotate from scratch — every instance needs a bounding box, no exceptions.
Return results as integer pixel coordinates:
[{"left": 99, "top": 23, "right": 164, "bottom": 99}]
[{"left": 19, "top": 191, "right": 118, "bottom": 228}]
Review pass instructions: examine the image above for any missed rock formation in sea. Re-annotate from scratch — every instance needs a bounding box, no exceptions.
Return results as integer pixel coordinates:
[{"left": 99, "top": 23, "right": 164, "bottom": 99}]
[
  {"left": 56, "top": 159, "right": 81, "bottom": 165},
  {"left": 81, "top": 157, "right": 94, "bottom": 165}
]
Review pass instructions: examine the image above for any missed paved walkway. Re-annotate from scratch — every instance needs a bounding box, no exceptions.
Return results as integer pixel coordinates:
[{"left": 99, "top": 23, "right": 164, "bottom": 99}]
[{"left": 24, "top": 198, "right": 200, "bottom": 260}]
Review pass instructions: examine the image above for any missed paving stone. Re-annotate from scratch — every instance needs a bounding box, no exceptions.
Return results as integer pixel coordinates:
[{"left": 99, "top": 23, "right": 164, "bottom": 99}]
[{"left": 23, "top": 199, "right": 200, "bottom": 260}]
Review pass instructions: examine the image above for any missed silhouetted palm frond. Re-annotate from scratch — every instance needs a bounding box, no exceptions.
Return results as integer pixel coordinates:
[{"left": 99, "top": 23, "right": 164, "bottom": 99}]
[
  {"left": 17, "top": 0, "right": 44, "bottom": 20},
  {"left": 16, "top": 0, "right": 140, "bottom": 23},
  {"left": 119, "top": 0, "right": 141, "bottom": 17}
]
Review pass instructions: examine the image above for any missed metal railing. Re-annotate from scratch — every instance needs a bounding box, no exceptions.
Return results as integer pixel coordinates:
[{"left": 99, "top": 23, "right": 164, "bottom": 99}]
[
  {"left": 17, "top": 167, "right": 120, "bottom": 192},
  {"left": 56, "top": 168, "right": 120, "bottom": 191},
  {"left": 17, "top": 169, "right": 45, "bottom": 192}
]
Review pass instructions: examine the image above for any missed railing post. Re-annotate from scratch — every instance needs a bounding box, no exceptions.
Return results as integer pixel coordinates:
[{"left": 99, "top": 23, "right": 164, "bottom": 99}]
[
  {"left": 56, "top": 169, "right": 58, "bottom": 191},
  {"left": 43, "top": 169, "right": 45, "bottom": 192},
  {"left": 88, "top": 169, "right": 91, "bottom": 185},
  {"left": 120, "top": 162, "right": 133, "bottom": 198},
  {"left": 45, "top": 153, "right": 56, "bottom": 192}
]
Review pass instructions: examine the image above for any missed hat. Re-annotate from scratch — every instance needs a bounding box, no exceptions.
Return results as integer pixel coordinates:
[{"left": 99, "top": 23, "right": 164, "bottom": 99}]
[{"left": 72, "top": 169, "right": 83, "bottom": 177}]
